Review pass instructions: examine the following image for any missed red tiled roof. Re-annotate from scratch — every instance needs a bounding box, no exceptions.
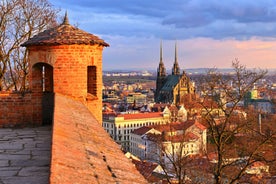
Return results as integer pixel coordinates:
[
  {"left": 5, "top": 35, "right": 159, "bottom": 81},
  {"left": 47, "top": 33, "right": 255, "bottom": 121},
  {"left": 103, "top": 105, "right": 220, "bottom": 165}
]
[
  {"left": 185, "top": 132, "right": 199, "bottom": 141},
  {"left": 132, "top": 127, "right": 153, "bottom": 136},
  {"left": 145, "top": 120, "right": 206, "bottom": 133},
  {"left": 180, "top": 119, "right": 207, "bottom": 131},
  {"left": 22, "top": 14, "right": 109, "bottom": 47},
  {"left": 194, "top": 121, "right": 207, "bottom": 131},
  {"left": 132, "top": 159, "right": 159, "bottom": 179},
  {"left": 145, "top": 133, "right": 162, "bottom": 142},
  {"left": 152, "top": 122, "right": 184, "bottom": 132},
  {"left": 117, "top": 112, "right": 163, "bottom": 120}
]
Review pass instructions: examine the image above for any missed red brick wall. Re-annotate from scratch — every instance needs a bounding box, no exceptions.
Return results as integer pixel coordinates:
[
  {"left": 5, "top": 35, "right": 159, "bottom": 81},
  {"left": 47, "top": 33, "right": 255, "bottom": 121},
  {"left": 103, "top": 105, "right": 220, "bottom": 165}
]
[
  {"left": 27, "top": 45, "right": 103, "bottom": 123},
  {"left": 0, "top": 92, "right": 42, "bottom": 127}
]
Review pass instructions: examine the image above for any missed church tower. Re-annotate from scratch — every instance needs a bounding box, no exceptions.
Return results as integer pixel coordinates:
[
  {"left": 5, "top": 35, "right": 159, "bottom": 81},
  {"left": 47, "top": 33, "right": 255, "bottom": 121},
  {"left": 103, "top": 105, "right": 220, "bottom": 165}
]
[
  {"left": 172, "top": 41, "right": 180, "bottom": 75},
  {"left": 157, "top": 40, "right": 166, "bottom": 77},
  {"left": 155, "top": 40, "right": 166, "bottom": 101}
]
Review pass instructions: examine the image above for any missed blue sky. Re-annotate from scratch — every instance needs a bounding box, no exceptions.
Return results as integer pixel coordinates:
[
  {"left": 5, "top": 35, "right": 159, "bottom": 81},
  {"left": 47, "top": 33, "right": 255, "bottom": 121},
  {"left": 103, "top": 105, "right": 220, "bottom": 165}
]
[{"left": 49, "top": 0, "right": 276, "bottom": 70}]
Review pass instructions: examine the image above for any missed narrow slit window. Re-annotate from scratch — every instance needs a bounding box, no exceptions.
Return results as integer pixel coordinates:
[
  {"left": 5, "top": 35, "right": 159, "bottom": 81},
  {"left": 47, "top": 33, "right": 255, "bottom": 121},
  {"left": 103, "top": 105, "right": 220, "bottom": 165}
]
[{"left": 87, "top": 66, "right": 97, "bottom": 96}]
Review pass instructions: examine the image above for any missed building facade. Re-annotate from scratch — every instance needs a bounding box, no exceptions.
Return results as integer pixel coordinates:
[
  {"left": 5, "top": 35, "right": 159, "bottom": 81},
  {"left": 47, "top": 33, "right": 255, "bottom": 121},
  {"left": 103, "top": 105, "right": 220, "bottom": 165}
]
[
  {"left": 103, "top": 111, "right": 171, "bottom": 151},
  {"left": 129, "top": 120, "right": 207, "bottom": 162}
]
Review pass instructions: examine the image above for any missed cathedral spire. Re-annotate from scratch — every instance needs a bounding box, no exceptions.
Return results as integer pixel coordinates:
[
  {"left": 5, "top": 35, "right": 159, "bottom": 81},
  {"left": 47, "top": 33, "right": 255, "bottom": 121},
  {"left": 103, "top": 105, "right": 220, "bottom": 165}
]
[
  {"left": 158, "top": 40, "right": 166, "bottom": 77},
  {"left": 172, "top": 41, "right": 180, "bottom": 75},
  {"left": 160, "top": 40, "right": 163, "bottom": 64}
]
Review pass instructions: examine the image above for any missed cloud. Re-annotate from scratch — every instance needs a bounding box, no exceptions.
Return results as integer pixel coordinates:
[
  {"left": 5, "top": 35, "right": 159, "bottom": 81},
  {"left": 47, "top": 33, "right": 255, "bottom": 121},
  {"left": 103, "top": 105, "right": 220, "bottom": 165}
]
[
  {"left": 49, "top": 0, "right": 276, "bottom": 69},
  {"left": 51, "top": 0, "right": 276, "bottom": 40}
]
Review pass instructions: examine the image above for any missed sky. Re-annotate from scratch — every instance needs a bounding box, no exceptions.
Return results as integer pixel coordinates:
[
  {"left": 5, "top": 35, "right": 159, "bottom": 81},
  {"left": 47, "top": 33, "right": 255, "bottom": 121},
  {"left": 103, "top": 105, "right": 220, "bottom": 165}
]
[{"left": 49, "top": 0, "right": 276, "bottom": 70}]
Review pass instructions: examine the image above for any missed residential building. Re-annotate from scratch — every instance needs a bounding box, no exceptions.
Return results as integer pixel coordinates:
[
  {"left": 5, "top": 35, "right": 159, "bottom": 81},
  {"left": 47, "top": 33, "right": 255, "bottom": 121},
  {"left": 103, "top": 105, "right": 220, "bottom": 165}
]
[
  {"left": 125, "top": 92, "right": 147, "bottom": 104},
  {"left": 103, "top": 110, "right": 171, "bottom": 151},
  {"left": 102, "top": 104, "right": 191, "bottom": 151},
  {"left": 129, "top": 120, "right": 207, "bottom": 162}
]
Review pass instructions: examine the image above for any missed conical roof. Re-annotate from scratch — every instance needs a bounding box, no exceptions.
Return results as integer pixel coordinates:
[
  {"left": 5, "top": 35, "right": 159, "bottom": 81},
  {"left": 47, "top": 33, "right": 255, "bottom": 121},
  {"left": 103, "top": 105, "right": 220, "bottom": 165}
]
[{"left": 21, "top": 13, "right": 109, "bottom": 47}]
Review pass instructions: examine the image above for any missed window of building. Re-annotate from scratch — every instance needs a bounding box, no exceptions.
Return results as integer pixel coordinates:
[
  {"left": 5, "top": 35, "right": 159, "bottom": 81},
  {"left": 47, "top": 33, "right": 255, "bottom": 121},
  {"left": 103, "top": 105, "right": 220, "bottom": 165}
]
[{"left": 87, "top": 66, "right": 97, "bottom": 96}]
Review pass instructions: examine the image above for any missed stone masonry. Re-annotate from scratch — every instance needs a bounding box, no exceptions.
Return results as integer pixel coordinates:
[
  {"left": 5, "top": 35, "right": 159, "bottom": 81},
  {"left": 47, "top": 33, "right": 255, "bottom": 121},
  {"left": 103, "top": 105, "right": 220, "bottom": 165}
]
[{"left": 0, "top": 126, "right": 51, "bottom": 184}]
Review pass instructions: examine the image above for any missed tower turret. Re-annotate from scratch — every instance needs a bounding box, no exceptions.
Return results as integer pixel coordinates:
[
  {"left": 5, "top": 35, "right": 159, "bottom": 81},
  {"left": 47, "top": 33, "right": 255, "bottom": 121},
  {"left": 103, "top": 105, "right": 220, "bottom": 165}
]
[{"left": 22, "top": 12, "right": 109, "bottom": 123}]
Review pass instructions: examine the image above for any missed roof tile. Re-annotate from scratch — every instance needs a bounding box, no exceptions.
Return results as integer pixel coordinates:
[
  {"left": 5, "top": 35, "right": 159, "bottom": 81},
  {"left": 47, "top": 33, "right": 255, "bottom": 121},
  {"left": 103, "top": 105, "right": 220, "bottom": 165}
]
[{"left": 22, "top": 16, "right": 109, "bottom": 47}]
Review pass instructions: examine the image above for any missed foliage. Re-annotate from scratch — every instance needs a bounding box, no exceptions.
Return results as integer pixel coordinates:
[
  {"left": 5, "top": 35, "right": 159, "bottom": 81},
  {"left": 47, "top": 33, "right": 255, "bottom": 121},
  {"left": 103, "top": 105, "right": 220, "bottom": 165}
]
[
  {"left": 198, "top": 60, "right": 275, "bottom": 183},
  {"left": 0, "top": 0, "right": 59, "bottom": 91}
]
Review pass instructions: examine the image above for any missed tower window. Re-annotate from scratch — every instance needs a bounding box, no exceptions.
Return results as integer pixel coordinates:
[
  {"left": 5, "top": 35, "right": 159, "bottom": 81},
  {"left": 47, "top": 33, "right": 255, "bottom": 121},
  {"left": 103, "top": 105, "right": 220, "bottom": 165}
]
[{"left": 87, "top": 66, "right": 97, "bottom": 96}]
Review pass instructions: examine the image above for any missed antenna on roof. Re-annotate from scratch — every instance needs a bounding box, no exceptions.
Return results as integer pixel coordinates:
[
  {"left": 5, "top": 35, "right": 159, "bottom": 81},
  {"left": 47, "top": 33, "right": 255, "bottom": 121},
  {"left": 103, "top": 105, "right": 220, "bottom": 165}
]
[{"left": 63, "top": 11, "right": 69, "bottom": 25}]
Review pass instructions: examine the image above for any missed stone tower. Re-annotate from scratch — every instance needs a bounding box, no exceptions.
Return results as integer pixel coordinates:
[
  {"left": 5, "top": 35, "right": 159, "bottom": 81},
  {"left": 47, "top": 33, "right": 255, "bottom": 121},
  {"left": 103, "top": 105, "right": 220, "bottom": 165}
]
[
  {"left": 155, "top": 40, "right": 166, "bottom": 102},
  {"left": 172, "top": 41, "right": 180, "bottom": 75},
  {"left": 22, "top": 13, "right": 109, "bottom": 124}
]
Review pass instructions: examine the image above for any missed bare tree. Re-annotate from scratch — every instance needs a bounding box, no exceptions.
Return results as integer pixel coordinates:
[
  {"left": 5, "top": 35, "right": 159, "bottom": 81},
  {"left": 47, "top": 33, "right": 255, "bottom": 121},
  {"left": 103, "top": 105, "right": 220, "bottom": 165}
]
[
  {"left": 198, "top": 60, "right": 275, "bottom": 183},
  {"left": 0, "top": 0, "right": 59, "bottom": 91},
  {"left": 148, "top": 120, "right": 210, "bottom": 184},
  {"left": 157, "top": 132, "right": 190, "bottom": 184}
]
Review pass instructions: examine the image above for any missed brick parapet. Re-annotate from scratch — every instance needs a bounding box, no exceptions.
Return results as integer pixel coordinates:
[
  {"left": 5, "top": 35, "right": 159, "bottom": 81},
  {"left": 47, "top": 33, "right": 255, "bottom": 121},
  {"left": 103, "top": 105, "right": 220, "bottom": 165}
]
[
  {"left": 51, "top": 93, "right": 147, "bottom": 184},
  {"left": 0, "top": 92, "right": 42, "bottom": 127}
]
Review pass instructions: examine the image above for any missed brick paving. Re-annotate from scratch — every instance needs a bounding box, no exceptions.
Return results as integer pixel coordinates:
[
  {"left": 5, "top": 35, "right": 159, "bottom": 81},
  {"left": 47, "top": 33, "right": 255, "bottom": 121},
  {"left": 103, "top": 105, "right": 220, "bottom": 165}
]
[{"left": 0, "top": 126, "right": 51, "bottom": 184}]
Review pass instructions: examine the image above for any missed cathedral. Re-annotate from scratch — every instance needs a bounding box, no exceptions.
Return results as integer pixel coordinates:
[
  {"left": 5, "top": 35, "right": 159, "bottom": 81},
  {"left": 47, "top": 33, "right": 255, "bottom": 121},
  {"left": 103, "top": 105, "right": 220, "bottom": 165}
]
[{"left": 155, "top": 41, "right": 195, "bottom": 105}]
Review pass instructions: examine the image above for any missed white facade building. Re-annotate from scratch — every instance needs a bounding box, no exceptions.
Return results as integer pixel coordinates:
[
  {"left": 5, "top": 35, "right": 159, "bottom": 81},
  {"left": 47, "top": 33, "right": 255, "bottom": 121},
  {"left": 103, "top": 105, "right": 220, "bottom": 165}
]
[
  {"left": 103, "top": 110, "right": 171, "bottom": 151},
  {"left": 129, "top": 120, "right": 207, "bottom": 162}
]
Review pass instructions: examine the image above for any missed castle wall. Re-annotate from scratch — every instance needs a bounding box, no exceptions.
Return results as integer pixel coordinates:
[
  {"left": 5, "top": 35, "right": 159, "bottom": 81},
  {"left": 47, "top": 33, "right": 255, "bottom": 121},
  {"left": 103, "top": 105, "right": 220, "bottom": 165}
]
[
  {"left": 0, "top": 92, "right": 42, "bottom": 127},
  {"left": 51, "top": 93, "right": 147, "bottom": 184}
]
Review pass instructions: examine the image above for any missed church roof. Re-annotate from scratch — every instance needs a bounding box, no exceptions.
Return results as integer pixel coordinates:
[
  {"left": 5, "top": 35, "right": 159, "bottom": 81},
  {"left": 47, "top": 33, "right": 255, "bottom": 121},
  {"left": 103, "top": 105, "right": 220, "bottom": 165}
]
[
  {"left": 160, "top": 75, "right": 180, "bottom": 91},
  {"left": 21, "top": 13, "right": 109, "bottom": 47}
]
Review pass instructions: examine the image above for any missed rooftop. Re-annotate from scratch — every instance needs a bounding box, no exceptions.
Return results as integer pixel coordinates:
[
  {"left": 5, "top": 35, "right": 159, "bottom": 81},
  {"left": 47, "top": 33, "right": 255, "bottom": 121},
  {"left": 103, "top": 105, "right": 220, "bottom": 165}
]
[
  {"left": 21, "top": 13, "right": 109, "bottom": 47},
  {"left": 117, "top": 112, "right": 163, "bottom": 120}
]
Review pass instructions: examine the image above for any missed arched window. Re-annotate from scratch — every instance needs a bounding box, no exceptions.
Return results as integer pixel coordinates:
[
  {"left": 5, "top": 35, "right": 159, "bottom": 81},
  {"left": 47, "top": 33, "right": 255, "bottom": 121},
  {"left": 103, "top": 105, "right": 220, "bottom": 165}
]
[{"left": 32, "top": 63, "right": 53, "bottom": 93}]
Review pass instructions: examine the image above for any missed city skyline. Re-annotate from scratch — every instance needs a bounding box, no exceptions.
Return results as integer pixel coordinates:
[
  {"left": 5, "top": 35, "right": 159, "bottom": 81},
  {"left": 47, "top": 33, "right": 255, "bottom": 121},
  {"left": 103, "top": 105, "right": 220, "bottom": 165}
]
[{"left": 49, "top": 0, "right": 276, "bottom": 70}]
